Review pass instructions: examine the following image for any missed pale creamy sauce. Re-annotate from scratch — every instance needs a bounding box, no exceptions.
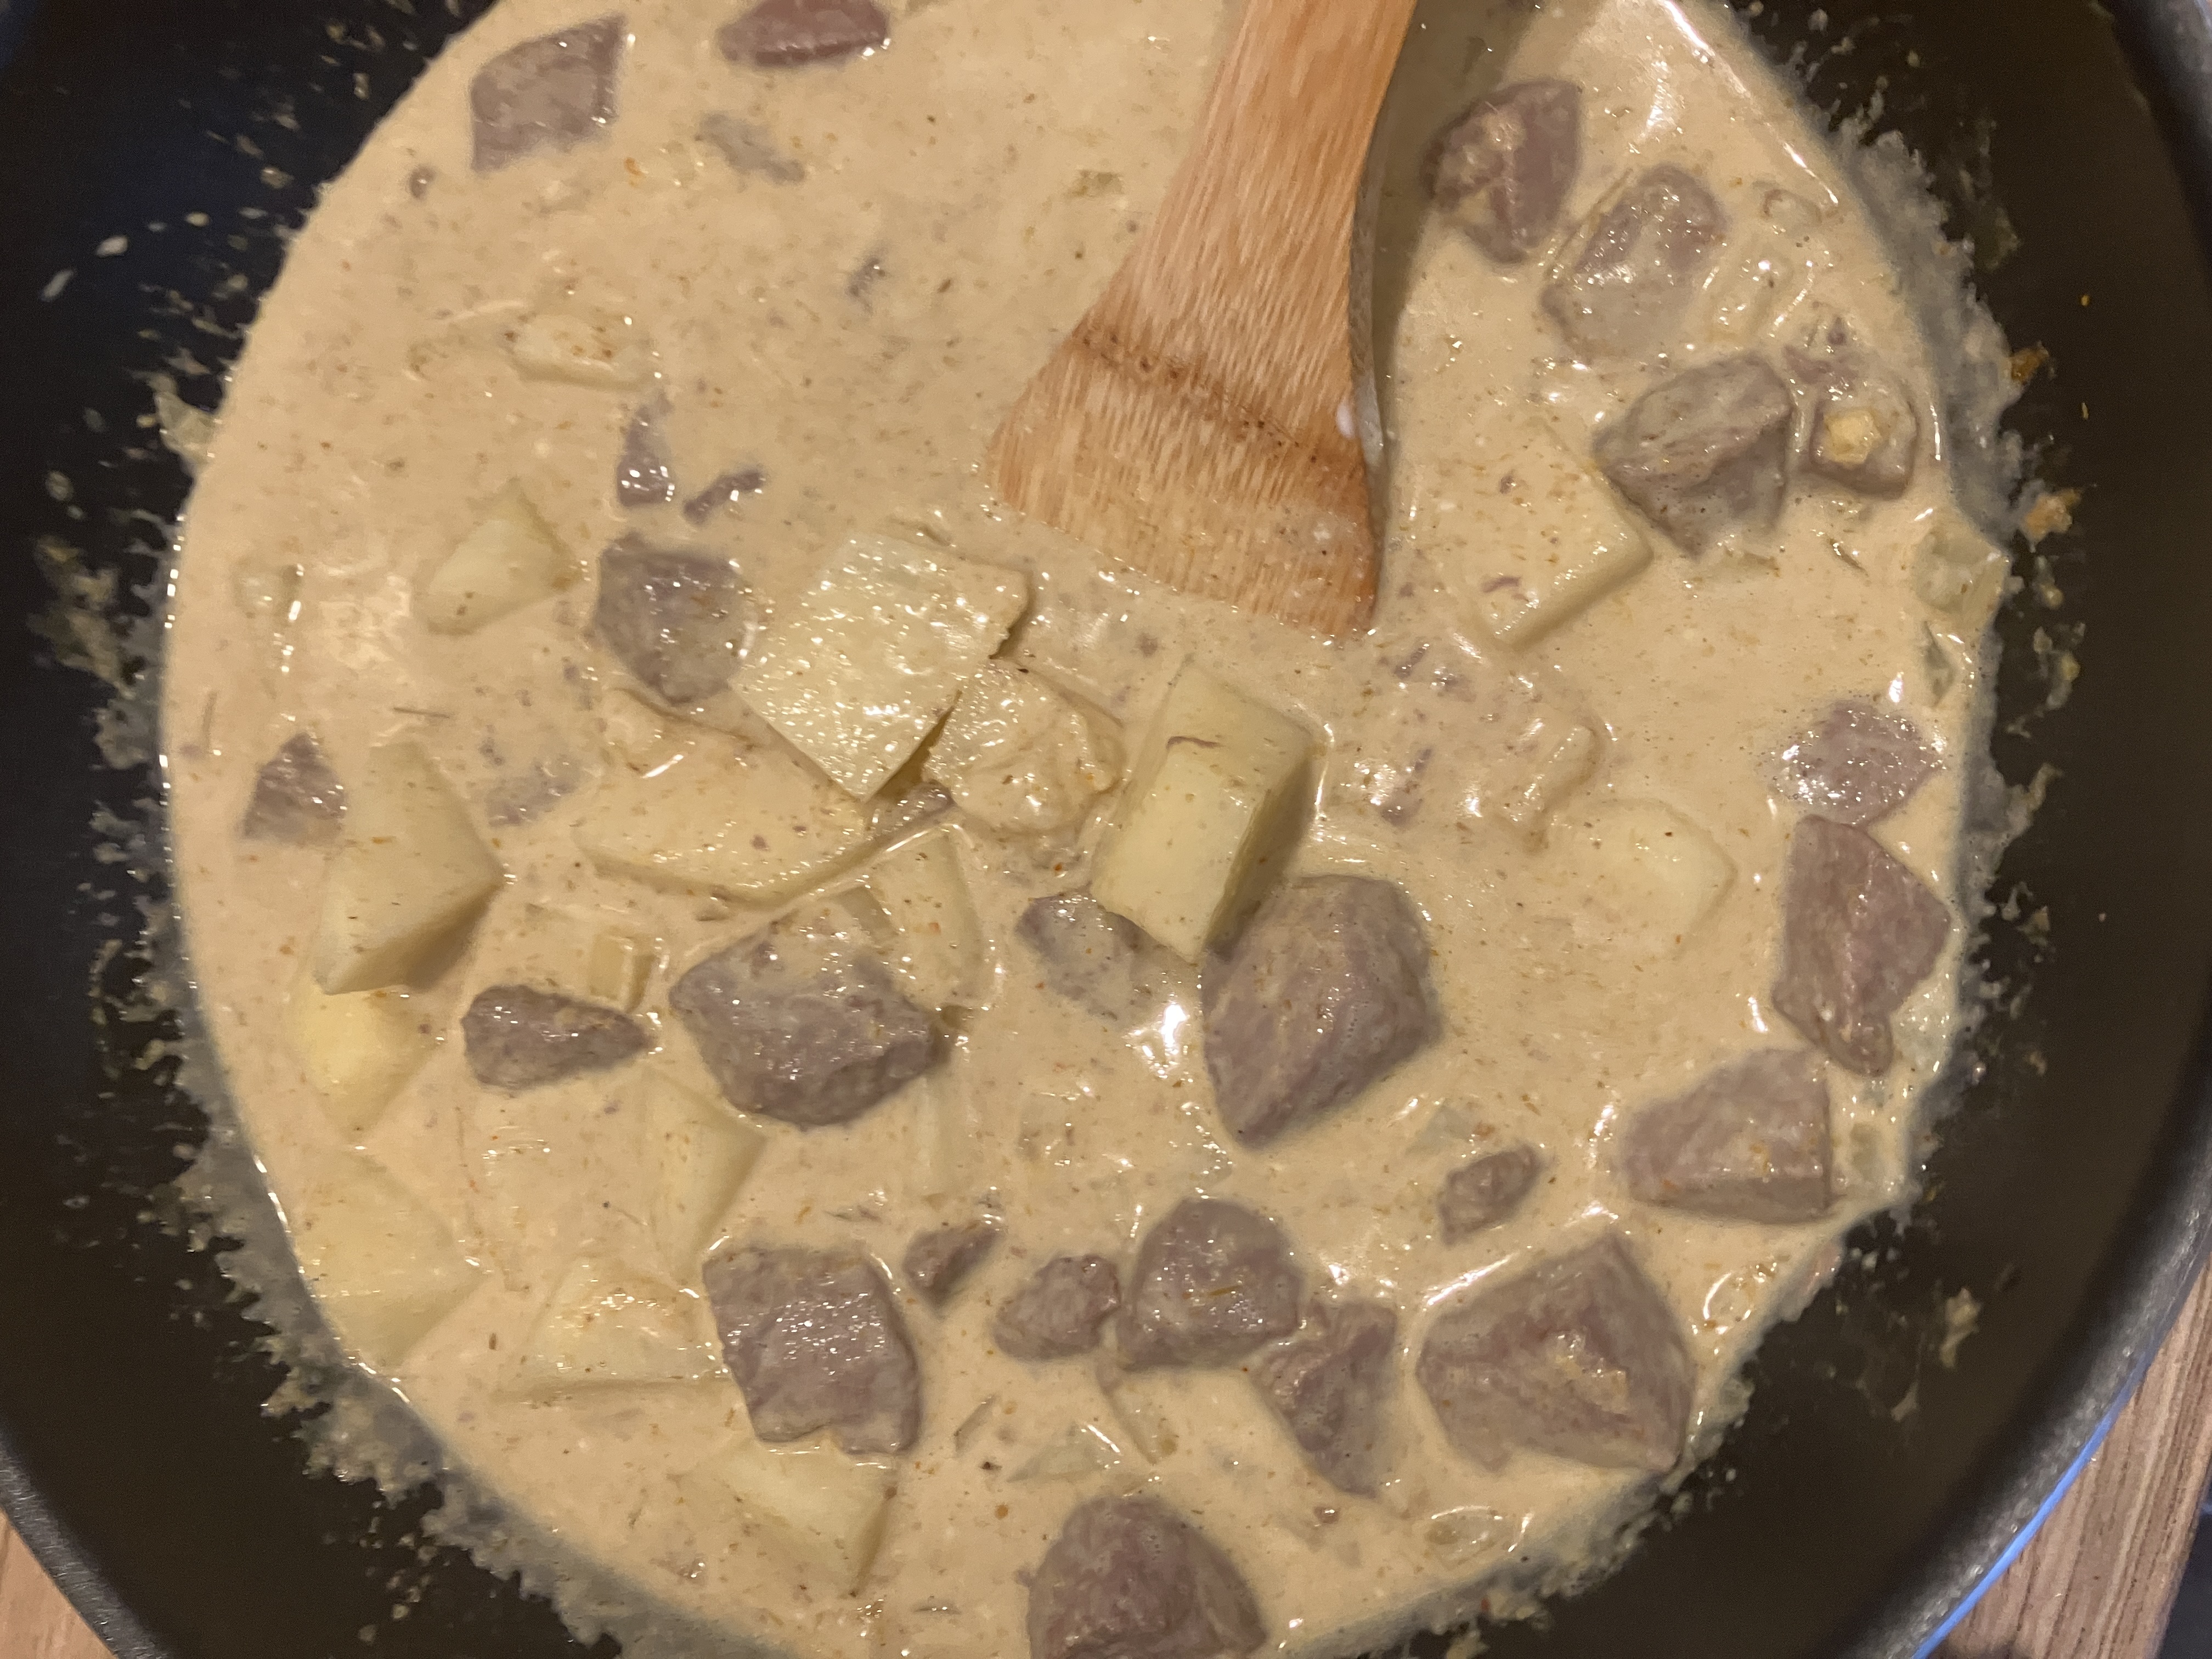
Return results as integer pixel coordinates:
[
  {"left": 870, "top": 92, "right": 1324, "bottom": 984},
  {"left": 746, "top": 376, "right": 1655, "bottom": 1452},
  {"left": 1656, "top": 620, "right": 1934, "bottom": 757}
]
[{"left": 162, "top": 0, "right": 1996, "bottom": 1654}]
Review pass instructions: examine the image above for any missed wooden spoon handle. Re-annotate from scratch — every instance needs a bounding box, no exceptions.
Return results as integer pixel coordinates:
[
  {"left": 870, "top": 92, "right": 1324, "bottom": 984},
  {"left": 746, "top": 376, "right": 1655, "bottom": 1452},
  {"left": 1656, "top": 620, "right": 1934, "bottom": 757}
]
[
  {"left": 1120, "top": 0, "right": 1421, "bottom": 432},
  {"left": 988, "top": 0, "right": 1418, "bottom": 637}
]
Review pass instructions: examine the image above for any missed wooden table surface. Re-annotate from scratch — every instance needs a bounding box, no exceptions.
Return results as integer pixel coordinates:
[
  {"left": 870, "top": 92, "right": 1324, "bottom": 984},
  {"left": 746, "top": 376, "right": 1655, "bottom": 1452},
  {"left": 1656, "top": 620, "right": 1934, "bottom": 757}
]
[{"left": 7, "top": 1267, "right": 2212, "bottom": 1658}]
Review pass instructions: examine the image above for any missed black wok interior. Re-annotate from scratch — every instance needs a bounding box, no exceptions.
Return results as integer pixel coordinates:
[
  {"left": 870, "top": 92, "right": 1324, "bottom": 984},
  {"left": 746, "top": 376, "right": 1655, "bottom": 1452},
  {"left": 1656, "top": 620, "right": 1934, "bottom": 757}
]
[{"left": 4, "top": 2, "right": 2211, "bottom": 1655}]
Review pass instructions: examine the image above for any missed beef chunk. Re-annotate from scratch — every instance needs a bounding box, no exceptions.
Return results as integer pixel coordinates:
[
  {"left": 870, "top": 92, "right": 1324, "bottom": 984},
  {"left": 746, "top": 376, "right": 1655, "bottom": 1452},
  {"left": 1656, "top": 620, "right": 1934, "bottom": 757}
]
[
  {"left": 716, "top": 0, "right": 888, "bottom": 67},
  {"left": 1425, "top": 80, "right": 1582, "bottom": 263},
  {"left": 995, "top": 1255, "right": 1122, "bottom": 1360},
  {"left": 671, "top": 930, "right": 941, "bottom": 1127},
  {"left": 1543, "top": 163, "right": 1726, "bottom": 357},
  {"left": 1621, "top": 1050, "right": 1832, "bottom": 1222},
  {"left": 1120, "top": 1199, "right": 1301, "bottom": 1368},
  {"left": 703, "top": 1244, "right": 920, "bottom": 1454},
  {"left": 1415, "top": 1233, "right": 1692, "bottom": 1472},
  {"left": 1018, "top": 891, "right": 1172, "bottom": 1025},
  {"left": 592, "top": 539, "right": 746, "bottom": 706},
  {"left": 1787, "top": 317, "right": 1921, "bottom": 496},
  {"left": 1437, "top": 1145, "right": 1543, "bottom": 1242},
  {"left": 241, "top": 732, "right": 345, "bottom": 844},
  {"left": 1767, "top": 699, "right": 1939, "bottom": 827},
  {"left": 680, "top": 466, "right": 768, "bottom": 526},
  {"left": 614, "top": 403, "right": 675, "bottom": 509},
  {"left": 470, "top": 15, "right": 624, "bottom": 174},
  {"left": 1026, "top": 1495, "right": 1264, "bottom": 1659},
  {"left": 1771, "top": 817, "right": 1950, "bottom": 1075},
  {"left": 1595, "top": 356, "right": 1794, "bottom": 554},
  {"left": 1201, "top": 876, "right": 1437, "bottom": 1146},
  {"left": 1251, "top": 1300, "right": 1398, "bottom": 1495},
  {"left": 904, "top": 1218, "right": 1001, "bottom": 1306},
  {"left": 460, "top": 984, "right": 647, "bottom": 1091}
]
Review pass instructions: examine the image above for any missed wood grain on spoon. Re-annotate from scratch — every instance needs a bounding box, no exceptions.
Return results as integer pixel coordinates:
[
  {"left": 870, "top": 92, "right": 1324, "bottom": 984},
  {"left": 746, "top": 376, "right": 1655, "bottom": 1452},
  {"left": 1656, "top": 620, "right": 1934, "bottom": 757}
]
[{"left": 986, "top": 0, "right": 1419, "bottom": 638}]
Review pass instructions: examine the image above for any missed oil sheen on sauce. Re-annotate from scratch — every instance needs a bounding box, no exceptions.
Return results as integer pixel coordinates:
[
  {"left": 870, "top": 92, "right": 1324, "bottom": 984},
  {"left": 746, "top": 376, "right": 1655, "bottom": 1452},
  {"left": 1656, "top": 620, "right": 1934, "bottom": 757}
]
[{"left": 161, "top": 0, "right": 2005, "bottom": 1654}]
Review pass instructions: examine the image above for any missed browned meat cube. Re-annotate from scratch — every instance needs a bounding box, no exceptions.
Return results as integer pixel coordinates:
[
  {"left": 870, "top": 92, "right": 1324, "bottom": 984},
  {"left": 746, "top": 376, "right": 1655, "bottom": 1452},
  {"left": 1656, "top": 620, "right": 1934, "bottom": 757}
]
[
  {"left": 1621, "top": 1049, "right": 1832, "bottom": 1222},
  {"left": 1200, "top": 876, "right": 1437, "bottom": 1147},
  {"left": 614, "top": 403, "right": 675, "bottom": 509},
  {"left": 1787, "top": 317, "right": 1922, "bottom": 497},
  {"left": 1437, "top": 1144, "right": 1543, "bottom": 1242},
  {"left": 460, "top": 984, "right": 647, "bottom": 1091},
  {"left": 1595, "top": 356, "right": 1795, "bottom": 554},
  {"left": 1415, "top": 1234, "right": 1692, "bottom": 1472},
  {"left": 680, "top": 466, "right": 768, "bottom": 526},
  {"left": 1771, "top": 817, "right": 1951, "bottom": 1075},
  {"left": 994, "top": 1255, "right": 1121, "bottom": 1360},
  {"left": 1767, "top": 699, "right": 1939, "bottom": 826},
  {"left": 240, "top": 732, "right": 345, "bottom": 845},
  {"left": 1017, "top": 891, "right": 1172, "bottom": 1025},
  {"left": 1543, "top": 163, "right": 1726, "bottom": 357},
  {"left": 592, "top": 539, "right": 746, "bottom": 707},
  {"left": 470, "top": 15, "right": 625, "bottom": 174},
  {"left": 1026, "top": 1495, "right": 1264, "bottom": 1659},
  {"left": 903, "top": 1218, "right": 1001, "bottom": 1306},
  {"left": 716, "top": 0, "right": 888, "bottom": 67},
  {"left": 670, "top": 932, "right": 941, "bottom": 1127},
  {"left": 1426, "top": 80, "right": 1582, "bottom": 263},
  {"left": 1120, "top": 1199, "right": 1301, "bottom": 1369},
  {"left": 703, "top": 1244, "right": 921, "bottom": 1454},
  {"left": 1251, "top": 1300, "right": 1398, "bottom": 1495}
]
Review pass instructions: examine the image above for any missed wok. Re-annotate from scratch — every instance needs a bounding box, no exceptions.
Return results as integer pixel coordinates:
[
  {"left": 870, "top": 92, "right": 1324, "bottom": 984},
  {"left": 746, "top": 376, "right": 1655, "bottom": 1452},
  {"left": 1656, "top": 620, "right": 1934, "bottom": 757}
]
[{"left": 3, "top": 0, "right": 2211, "bottom": 1654}]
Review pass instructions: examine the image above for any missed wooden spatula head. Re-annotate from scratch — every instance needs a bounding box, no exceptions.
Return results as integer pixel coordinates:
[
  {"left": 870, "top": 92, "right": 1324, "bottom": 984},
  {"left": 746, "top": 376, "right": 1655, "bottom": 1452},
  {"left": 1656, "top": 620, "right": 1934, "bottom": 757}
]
[{"left": 987, "top": 0, "right": 1419, "bottom": 639}]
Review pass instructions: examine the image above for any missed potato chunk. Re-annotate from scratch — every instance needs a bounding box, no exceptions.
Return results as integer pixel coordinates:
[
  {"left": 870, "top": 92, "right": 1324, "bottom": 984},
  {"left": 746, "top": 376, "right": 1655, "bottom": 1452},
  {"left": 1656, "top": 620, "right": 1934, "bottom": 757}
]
[
  {"left": 646, "top": 1074, "right": 768, "bottom": 1282},
  {"left": 1460, "top": 438, "right": 1651, "bottom": 648},
  {"left": 285, "top": 978, "right": 435, "bottom": 1140},
  {"left": 574, "top": 740, "right": 873, "bottom": 901},
  {"left": 292, "top": 1156, "right": 482, "bottom": 1372},
  {"left": 507, "top": 308, "right": 654, "bottom": 388},
  {"left": 737, "top": 538, "right": 1030, "bottom": 798},
  {"left": 684, "top": 1436, "right": 893, "bottom": 1594},
  {"left": 510, "top": 1255, "right": 721, "bottom": 1396},
  {"left": 861, "top": 828, "right": 989, "bottom": 1009},
  {"left": 1091, "top": 663, "right": 1313, "bottom": 961},
  {"left": 1544, "top": 798, "right": 1734, "bottom": 951},
  {"left": 924, "top": 661, "right": 1122, "bottom": 833},
  {"left": 417, "top": 482, "right": 571, "bottom": 635},
  {"left": 312, "top": 742, "right": 504, "bottom": 994}
]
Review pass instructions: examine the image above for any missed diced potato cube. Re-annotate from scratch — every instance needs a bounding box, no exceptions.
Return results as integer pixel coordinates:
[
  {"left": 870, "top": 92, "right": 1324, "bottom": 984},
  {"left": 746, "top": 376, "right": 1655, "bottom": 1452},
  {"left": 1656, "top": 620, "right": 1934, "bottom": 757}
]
[
  {"left": 574, "top": 740, "right": 873, "bottom": 901},
  {"left": 1012, "top": 1424, "right": 1123, "bottom": 1483},
  {"left": 924, "top": 661, "right": 1122, "bottom": 833},
  {"left": 285, "top": 977, "right": 436, "bottom": 1140},
  {"left": 1547, "top": 798, "right": 1735, "bottom": 950},
  {"left": 1101, "top": 1378, "right": 1178, "bottom": 1462},
  {"left": 1091, "top": 663, "right": 1313, "bottom": 960},
  {"left": 507, "top": 904, "right": 656, "bottom": 1009},
  {"left": 862, "top": 828, "right": 989, "bottom": 1009},
  {"left": 1492, "top": 713, "right": 1600, "bottom": 843},
  {"left": 417, "top": 482, "right": 571, "bottom": 635},
  {"left": 1912, "top": 511, "right": 2008, "bottom": 620},
  {"left": 737, "top": 538, "right": 1030, "bottom": 798},
  {"left": 509, "top": 1255, "right": 721, "bottom": 1397},
  {"left": 1458, "top": 437, "right": 1652, "bottom": 647},
  {"left": 292, "top": 1155, "right": 483, "bottom": 1372},
  {"left": 907, "top": 1069, "right": 973, "bottom": 1202},
  {"left": 646, "top": 1073, "right": 768, "bottom": 1281},
  {"left": 588, "top": 930, "right": 653, "bottom": 1009},
  {"left": 684, "top": 1436, "right": 894, "bottom": 1594},
  {"left": 507, "top": 309, "right": 654, "bottom": 388},
  {"left": 312, "top": 742, "right": 504, "bottom": 994}
]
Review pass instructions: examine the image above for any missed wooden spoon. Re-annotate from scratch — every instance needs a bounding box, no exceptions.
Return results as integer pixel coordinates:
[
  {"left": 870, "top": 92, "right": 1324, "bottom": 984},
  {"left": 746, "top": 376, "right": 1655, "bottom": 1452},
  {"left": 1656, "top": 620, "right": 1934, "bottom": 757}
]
[{"left": 986, "top": 0, "right": 1420, "bottom": 639}]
